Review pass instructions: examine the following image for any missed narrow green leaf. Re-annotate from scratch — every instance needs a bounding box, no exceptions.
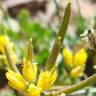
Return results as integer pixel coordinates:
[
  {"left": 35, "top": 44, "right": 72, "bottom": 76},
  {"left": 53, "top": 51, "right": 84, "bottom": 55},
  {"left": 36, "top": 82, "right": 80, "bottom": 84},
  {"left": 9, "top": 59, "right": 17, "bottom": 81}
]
[{"left": 45, "top": 2, "right": 71, "bottom": 70}]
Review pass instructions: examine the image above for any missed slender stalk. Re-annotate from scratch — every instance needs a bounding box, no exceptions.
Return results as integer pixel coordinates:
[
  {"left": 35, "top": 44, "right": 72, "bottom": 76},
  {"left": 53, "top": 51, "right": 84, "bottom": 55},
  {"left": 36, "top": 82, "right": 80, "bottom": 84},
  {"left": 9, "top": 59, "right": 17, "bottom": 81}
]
[
  {"left": 45, "top": 1, "right": 71, "bottom": 70},
  {"left": 46, "top": 73, "right": 96, "bottom": 96},
  {"left": 4, "top": 45, "right": 19, "bottom": 73},
  {"left": 27, "top": 38, "right": 33, "bottom": 62}
]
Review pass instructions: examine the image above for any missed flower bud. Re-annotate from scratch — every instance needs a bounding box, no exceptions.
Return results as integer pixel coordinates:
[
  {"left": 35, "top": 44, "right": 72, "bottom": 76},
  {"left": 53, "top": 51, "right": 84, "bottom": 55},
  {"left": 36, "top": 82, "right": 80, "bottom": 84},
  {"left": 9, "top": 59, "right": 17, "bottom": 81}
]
[
  {"left": 74, "top": 49, "right": 87, "bottom": 67},
  {"left": 22, "top": 58, "right": 37, "bottom": 82},
  {"left": 63, "top": 48, "right": 73, "bottom": 67},
  {"left": 70, "top": 66, "right": 83, "bottom": 78},
  {"left": 6, "top": 70, "right": 26, "bottom": 92}
]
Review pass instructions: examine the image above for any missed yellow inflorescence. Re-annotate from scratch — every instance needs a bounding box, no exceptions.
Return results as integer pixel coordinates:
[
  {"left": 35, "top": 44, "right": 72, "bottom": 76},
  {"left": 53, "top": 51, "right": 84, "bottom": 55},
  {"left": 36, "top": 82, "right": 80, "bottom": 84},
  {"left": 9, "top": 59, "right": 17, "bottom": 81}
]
[
  {"left": 63, "top": 48, "right": 88, "bottom": 78},
  {"left": 6, "top": 38, "right": 57, "bottom": 96},
  {"left": 6, "top": 59, "right": 40, "bottom": 95},
  {"left": 37, "top": 69, "right": 57, "bottom": 90},
  {"left": 0, "top": 35, "right": 18, "bottom": 65},
  {"left": 6, "top": 58, "right": 57, "bottom": 95}
]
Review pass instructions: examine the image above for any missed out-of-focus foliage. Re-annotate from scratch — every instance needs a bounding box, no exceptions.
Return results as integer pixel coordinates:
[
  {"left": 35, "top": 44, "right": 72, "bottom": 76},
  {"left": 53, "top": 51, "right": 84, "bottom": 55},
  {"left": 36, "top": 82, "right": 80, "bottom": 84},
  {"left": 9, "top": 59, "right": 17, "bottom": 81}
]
[
  {"left": 17, "top": 10, "right": 55, "bottom": 65},
  {"left": 18, "top": 10, "right": 53, "bottom": 40},
  {"left": 0, "top": 89, "right": 16, "bottom": 96},
  {"left": 76, "top": 15, "right": 88, "bottom": 35}
]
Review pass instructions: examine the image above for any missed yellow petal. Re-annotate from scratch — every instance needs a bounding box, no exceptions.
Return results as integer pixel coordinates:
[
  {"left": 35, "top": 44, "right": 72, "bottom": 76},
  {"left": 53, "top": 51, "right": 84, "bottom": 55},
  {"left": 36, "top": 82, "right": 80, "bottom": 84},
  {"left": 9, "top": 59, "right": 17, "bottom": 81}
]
[
  {"left": 22, "top": 58, "right": 37, "bottom": 82},
  {"left": 74, "top": 49, "right": 88, "bottom": 67},
  {"left": 0, "top": 35, "right": 9, "bottom": 53},
  {"left": 37, "top": 68, "right": 57, "bottom": 90},
  {"left": 27, "top": 83, "right": 42, "bottom": 96},
  {"left": 63, "top": 48, "right": 73, "bottom": 67},
  {"left": 6, "top": 70, "right": 26, "bottom": 92}
]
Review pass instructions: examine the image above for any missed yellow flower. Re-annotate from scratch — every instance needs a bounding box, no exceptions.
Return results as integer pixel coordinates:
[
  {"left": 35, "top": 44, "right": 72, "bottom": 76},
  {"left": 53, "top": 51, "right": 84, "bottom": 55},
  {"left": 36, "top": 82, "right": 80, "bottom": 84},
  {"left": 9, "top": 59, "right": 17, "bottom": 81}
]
[
  {"left": 63, "top": 48, "right": 73, "bottom": 67},
  {"left": 22, "top": 58, "right": 37, "bottom": 82},
  {"left": 0, "top": 35, "right": 9, "bottom": 53},
  {"left": 37, "top": 67, "right": 57, "bottom": 90},
  {"left": 74, "top": 49, "right": 87, "bottom": 66},
  {"left": 70, "top": 66, "right": 83, "bottom": 78},
  {"left": 0, "top": 35, "right": 18, "bottom": 64},
  {"left": 27, "top": 83, "right": 42, "bottom": 96},
  {"left": 6, "top": 70, "right": 26, "bottom": 92}
]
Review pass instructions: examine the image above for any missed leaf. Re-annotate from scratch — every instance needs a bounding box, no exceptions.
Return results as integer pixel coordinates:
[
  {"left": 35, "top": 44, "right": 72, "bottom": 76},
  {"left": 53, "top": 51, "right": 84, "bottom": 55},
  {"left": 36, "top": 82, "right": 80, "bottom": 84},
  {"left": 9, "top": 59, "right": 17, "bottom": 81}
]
[{"left": 45, "top": 1, "right": 71, "bottom": 70}]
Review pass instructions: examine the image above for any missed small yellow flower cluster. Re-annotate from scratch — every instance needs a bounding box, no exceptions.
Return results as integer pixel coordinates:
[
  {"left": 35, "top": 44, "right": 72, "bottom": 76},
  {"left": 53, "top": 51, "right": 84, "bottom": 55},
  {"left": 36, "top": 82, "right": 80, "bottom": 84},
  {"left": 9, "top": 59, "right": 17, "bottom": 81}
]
[
  {"left": 38, "top": 68, "right": 57, "bottom": 90},
  {"left": 6, "top": 57, "right": 57, "bottom": 96},
  {"left": 0, "top": 35, "right": 17, "bottom": 64},
  {"left": 63, "top": 48, "right": 88, "bottom": 78},
  {"left": 6, "top": 39, "right": 57, "bottom": 96},
  {"left": 27, "top": 83, "right": 42, "bottom": 96}
]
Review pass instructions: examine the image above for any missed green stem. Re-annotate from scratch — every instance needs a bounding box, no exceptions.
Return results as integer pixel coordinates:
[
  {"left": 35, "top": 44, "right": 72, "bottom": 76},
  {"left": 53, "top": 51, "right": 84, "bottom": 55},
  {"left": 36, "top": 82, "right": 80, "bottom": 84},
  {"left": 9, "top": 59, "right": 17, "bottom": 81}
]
[
  {"left": 45, "top": 1, "right": 71, "bottom": 70},
  {"left": 4, "top": 46, "right": 19, "bottom": 73},
  {"left": 46, "top": 73, "right": 96, "bottom": 96},
  {"left": 27, "top": 38, "right": 33, "bottom": 62}
]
